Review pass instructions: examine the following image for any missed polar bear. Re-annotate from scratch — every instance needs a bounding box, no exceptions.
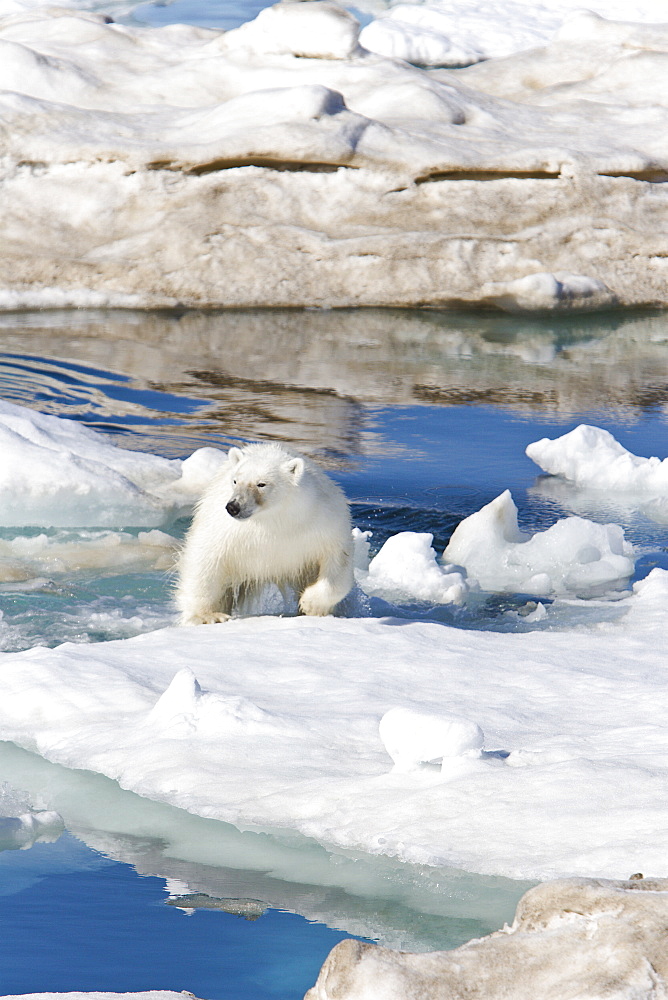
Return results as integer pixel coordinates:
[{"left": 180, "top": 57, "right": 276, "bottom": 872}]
[{"left": 175, "top": 442, "right": 354, "bottom": 624}]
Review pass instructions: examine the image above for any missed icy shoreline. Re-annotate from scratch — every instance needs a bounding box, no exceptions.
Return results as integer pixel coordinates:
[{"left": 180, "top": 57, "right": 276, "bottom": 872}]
[{"left": 0, "top": 2, "right": 667, "bottom": 310}]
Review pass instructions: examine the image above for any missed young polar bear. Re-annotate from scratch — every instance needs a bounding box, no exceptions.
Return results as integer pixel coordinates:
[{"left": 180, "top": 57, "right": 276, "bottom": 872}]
[{"left": 175, "top": 442, "right": 354, "bottom": 624}]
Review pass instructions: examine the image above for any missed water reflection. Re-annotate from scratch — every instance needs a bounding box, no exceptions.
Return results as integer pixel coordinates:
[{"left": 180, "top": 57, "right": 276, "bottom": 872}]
[
  {"left": 0, "top": 740, "right": 533, "bottom": 954},
  {"left": 1, "top": 308, "right": 668, "bottom": 460}
]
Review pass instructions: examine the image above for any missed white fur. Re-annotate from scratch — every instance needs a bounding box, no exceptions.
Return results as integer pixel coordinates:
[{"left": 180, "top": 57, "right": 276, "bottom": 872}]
[{"left": 175, "top": 443, "right": 354, "bottom": 624}]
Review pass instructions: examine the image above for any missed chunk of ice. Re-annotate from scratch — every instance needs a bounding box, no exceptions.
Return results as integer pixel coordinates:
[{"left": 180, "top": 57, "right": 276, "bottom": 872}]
[{"left": 443, "top": 490, "right": 634, "bottom": 597}]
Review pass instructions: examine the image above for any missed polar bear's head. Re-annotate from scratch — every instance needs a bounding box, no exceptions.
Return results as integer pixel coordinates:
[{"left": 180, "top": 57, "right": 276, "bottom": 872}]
[{"left": 222, "top": 444, "right": 305, "bottom": 520}]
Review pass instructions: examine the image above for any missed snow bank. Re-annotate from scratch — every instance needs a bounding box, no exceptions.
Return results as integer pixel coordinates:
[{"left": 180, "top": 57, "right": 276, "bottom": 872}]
[
  {"left": 1, "top": 569, "right": 668, "bottom": 881},
  {"left": 0, "top": 5, "right": 667, "bottom": 308},
  {"left": 0, "top": 400, "right": 225, "bottom": 527},
  {"left": 225, "top": 1, "right": 361, "bottom": 59},
  {"left": 443, "top": 489, "right": 635, "bottom": 597},
  {"left": 359, "top": 0, "right": 667, "bottom": 67},
  {"left": 527, "top": 424, "right": 668, "bottom": 493}
]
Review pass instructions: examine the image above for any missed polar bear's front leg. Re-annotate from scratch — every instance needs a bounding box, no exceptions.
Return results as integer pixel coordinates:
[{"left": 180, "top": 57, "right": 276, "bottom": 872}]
[
  {"left": 175, "top": 544, "right": 234, "bottom": 625},
  {"left": 299, "top": 546, "right": 354, "bottom": 617}
]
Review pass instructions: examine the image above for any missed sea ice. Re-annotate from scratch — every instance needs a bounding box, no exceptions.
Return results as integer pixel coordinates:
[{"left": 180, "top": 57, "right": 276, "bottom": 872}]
[
  {"left": 527, "top": 424, "right": 668, "bottom": 493},
  {"left": 225, "top": 0, "right": 362, "bottom": 59},
  {"left": 0, "top": 995, "right": 205, "bottom": 1000},
  {"left": 0, "top": 528, "right": 177, "bottom": 582},
  {"left": 0, "top": 4, "right": 666, "bottom": 308},
  {"left": 1, "top": 567, "right": 667, "bottom": 882},
  {"left": 0, "top": 399, "right": 225, "bottom": 527},
  {"left": 443, "top": 489, "right": 634, "bottom": 596},
  {"left": 307, "top": 876, "right": 668, "bottom": 1000},
  {"left": 359, "top": 0, "right": 667, "bottom": 67},
  {"left": 355, "top": 530, "right": 468, "bottom": 605}
]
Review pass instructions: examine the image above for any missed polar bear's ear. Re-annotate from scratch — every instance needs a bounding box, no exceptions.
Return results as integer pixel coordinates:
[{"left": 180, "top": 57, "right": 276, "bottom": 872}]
[
  {"left": 227, "top": 447, "right": 244, "bottom": 466},
  {"left": 283, "top": 457, "right": 305, "bottom": 483}
]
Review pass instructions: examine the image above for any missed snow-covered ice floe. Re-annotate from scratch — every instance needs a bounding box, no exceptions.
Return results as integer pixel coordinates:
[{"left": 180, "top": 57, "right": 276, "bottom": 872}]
[
  {"left": 0, "top": 2, "right": 667, "bottom": 308},
  {"left": 0, "top": 529, "right": 178, "bottom": 582},
  {"left": 2, "top": 568, "right": 668, "bottom": 882},
  {"left": 0, "top": 399, "right": 225, "bottom": 527},
  {"left": 0, "top": 995, "right": 204, "bottom": 1000}
]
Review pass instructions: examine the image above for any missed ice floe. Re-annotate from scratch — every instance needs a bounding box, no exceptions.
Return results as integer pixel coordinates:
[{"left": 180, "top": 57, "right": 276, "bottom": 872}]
[
  {"left": 0, "top": 4, "right": 667, "bottom": 308},
  {"left": 527, "top": 424, "right": 668, "bottom": 494},
  {"left": 1, "top": 567, "right": 668, "bottom": 881},
  {"left": 443, "top": 489, "right": 635, "bottom": 597},
  {"left": 0, "top": 399, "right": 225, "bottom": 527},
  {"left": 0, "top": 528, "right": 177, "bottom": 582},
  {"left": 354, "top": 529, "right": 468, "bottom": 605}
]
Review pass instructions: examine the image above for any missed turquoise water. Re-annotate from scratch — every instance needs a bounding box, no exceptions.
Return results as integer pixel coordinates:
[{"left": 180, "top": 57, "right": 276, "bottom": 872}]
[{"left": 1, "top": 306, "right": 668, "bottom": 995}]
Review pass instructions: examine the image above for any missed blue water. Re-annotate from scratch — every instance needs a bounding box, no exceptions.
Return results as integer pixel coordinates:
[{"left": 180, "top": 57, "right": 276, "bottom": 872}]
[
  {"left": 0, "top": 834, "right": 351, "bottom": 999},
  {"left": 1, "top": 306, "right": 668, "bottom": 996}
]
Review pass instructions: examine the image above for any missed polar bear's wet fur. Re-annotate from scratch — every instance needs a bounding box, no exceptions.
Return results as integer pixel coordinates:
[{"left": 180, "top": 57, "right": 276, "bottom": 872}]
[{"left": 175, "top": 442, "right": 354, "bottom": 624}]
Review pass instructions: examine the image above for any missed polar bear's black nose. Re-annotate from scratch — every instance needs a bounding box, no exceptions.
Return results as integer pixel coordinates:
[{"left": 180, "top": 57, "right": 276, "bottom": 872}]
[{"left": 226, "top": 499, "right": 241, "bottom": 517}]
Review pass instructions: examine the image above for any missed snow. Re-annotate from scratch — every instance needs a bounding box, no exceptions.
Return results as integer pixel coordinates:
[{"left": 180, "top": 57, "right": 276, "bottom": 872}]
[
  {"left": 225, "top": 1, "right": 362, "bottom": 59},
  {"left": 306, "top": 876, "right": 668, "bottom": 1000},
  {"left": 0, "top": 4, "right": 667, "bottom": 308},
  {"left": 359, "top": 1, "right": 668, "bottom": 67},
  {"left": 0, "top": 399, "right": 225, "bottom": 527},
  {"left": 2, "top": 399, "right": 667, "bottom": 885},
  {"left": 379, "top": 707, "right": 484, "bottom": 773},
  {"left": 443, "top": 489, "right": 635, "bottom": 597},
  {"left": 0, "top": 0, "right": 667, "bottom": 937},
  {"left": 1, "top": 561, "right": 668, "bottom": 882}
]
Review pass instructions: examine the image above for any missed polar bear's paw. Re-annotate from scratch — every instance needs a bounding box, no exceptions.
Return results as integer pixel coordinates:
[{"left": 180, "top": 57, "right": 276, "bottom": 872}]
[
  {"left": 180, "top": 610, "right": 231, "bottom": 626},
  {"left": 299, "top": 581, "right": 339, "bottom": 617}
]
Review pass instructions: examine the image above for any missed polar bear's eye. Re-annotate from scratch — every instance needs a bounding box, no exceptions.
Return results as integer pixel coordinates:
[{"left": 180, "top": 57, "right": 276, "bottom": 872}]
[
  {"left": 233, "top": 479, "right": 237, "bottom": 485},
  {"left": 257, "top": 482, "right": 266, "bottom": 488}
]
